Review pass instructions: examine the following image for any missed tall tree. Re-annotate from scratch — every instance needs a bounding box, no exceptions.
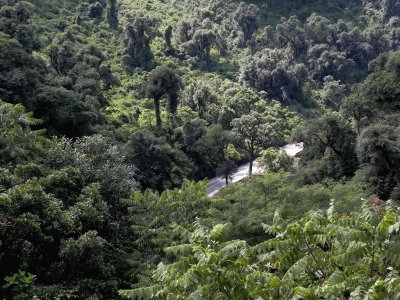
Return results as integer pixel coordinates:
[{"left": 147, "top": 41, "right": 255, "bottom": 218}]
[
  {"left": 275, "top": 16, "right": 307, "bottom": 58},
  {"left": 231, "top": 112, "right": 278, "bottom": 175},
  {"left": 164, "top": 25, "right": 173, "bottom": 52},
  {"left": 298, "top": 113, "right": 358, "bottom": 180},
  {"left": 356, "top": 122, "right": 400, "bottom": 199},
  {"left": 122, "top": 15, "right": 158, "bottom": 72},
  {"left": 182, "top": 118, "right": 207, "bottom": 152},
  {"left": 106, "top": 0, "right": 118, "bottom": 29},
  {"left": 176, "top": 21, "right": 216, "bottom": 62},
  {"left": 196, "top": 124, "right": 234, "bottom": 167},
  {"left": 182, "top": 83, "right": 218, "bottom": 120},
  {"left": 233, "top": 2, "right": 259, "bottom": 45},
  {"left": 124, "top": 129, "right": 193, "bottom": 191},
  {"left": 239, "top": 48, "right": 308, "bottom": 103},
  {"left": 46, "top": 35, "right": 109, "bottom": 136},
  {"left": 196, "top": 124, "right": 236, "bottom": 184},
  {"left": 146, "top": 66, "right": 181, "bottom": 127}
]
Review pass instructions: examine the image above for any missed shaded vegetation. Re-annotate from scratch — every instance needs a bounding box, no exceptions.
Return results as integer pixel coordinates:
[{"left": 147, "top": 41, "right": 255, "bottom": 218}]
[{"left": 1, "top": 0, "right": 400, "bottom": 298}]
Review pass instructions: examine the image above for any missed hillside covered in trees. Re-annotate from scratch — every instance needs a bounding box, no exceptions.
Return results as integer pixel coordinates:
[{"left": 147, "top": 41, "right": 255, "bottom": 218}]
[{"left": 1, "top": 0, "right": 400, "bottom": 298}]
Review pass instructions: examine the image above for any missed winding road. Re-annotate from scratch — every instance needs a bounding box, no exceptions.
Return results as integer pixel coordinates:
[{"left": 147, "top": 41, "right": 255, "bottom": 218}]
[{"left": 206, "top": 143, "right": 304, "bottom": 197}]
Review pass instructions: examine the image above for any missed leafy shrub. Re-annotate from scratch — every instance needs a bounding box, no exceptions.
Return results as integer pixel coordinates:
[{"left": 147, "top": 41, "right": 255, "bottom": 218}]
[
  {"left": 259, "top": 147, "right": 294, "bottom": 173},
  {"left": 121, "top": 199, "right": 400, "bottom": 299}
]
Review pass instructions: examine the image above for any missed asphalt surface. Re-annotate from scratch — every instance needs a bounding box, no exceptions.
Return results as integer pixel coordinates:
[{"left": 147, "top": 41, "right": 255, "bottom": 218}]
[{"left": 206, "top": 143, "right": 304, "bottom": 197}]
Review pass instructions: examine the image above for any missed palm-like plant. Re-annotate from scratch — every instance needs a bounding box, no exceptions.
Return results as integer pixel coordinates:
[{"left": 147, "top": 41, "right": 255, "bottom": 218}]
[
  {"left": 121, "top": 199, "right": 400, "bottom": 299},
  {"left": 0, "top": 100, "right": 45, "bottom": 163}
]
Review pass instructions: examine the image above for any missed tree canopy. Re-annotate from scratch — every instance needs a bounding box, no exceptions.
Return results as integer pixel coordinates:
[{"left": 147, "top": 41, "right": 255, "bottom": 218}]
[{"left": 2, "top": 0, "right": 400, "bottom": 298}]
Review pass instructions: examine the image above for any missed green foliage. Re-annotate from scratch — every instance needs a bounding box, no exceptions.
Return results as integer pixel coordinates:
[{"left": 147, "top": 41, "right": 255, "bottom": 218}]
[
  {"left": 349, "top": 51, "right": 400, "bottom": 199},
  {"left": 3, "top": 270, "right": 36, "bottom": 294},
  {"left": 239, "top": 48, "right": 308, "bottom": 103},
  {"left": 121, "top": 180, "right": 209, "bottom": 283},
  {"left": 146, "top": 65, "right": 181, "bottom": 126},
  {"left": 122, "top": 15, "right": 159, "bottom": 72},
  {"left": 2, "top": 0, "right": 400, "bottom": 298},
  {"left": 0, "top": 2, "right": 38, "bottom": 51},
  {"left": 295, "top": 113, "right": 358, "bottom": 182},
  {"left": 0, "top": 31, "right": 44, "bottom": 107},
  {"left": 260, "top": 147, "right": 294, "bottom": 173},
  {"left": 47, "top": 135, "right": 138, "bottom": 202},
  {"left": 44, "top": 34, "right": 111, "bottom": 136},
  {"left": 177, "top": 22, "right": 217, "bottom": 63},
  {"left": 233, "top": 2, "right": 260, "bottom": 45},
  {"left": 314, "top": 76, "right": 347, "bottom": 110},
  {"left": 0, "top": 165, "right": 126, "bottom": 298},
  {"left": 206, "top": 172, "right": 366, "bottom": 243},
  {"left": 195, "top": 124, "right": 235, "bottom": 178},
  {"left": 121, "top": 200, "right": 400, "bottom": 300},
  {"left": 0, "top": 100, "right": 45, "bottom": 164},
  {"left": 232, "top": 111, "right": 279, "bottom": 175},
  {"left": 124, "top": 129, "right": 194, "bottom": 191},
  {"left": 357, "top": 123, "right": 400, "bottom": 200}
]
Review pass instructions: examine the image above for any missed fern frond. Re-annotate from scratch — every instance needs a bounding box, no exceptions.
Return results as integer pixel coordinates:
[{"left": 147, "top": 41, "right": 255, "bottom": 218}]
[{"left": 119, "top": 285, "right": 161, "bottom": 300}]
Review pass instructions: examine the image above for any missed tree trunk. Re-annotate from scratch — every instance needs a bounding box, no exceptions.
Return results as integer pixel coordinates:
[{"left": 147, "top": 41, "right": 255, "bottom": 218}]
[
  {"left": 225, "top": 174, "right": 229, "bottom": 185},
  {"left": 154, "top": 98, "right": 162, "bottom": 127},
  {"left": 249, "top": 159, "right": 253, "bottom": 176},
  {"left": 249, "top": 145, "right": 254, "bottom": 176}
]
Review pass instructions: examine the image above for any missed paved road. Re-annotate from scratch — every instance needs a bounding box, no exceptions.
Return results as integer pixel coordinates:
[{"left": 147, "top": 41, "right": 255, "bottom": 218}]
[
  {"left": 206, "top": 143, "right": 304, "bottom": 197},
  {"left": 281, "top": 142, "right": 304, "bottom": 157},
  {"left": 207, "top": 160, "right": 264, "bottom": 197}
]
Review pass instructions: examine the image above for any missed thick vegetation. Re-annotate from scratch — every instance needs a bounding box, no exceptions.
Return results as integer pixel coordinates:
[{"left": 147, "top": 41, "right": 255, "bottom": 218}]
[
  {"left": 121, "top": 199, "right": 400, "bottom": 299},
  {"left": 1, "top": 0, "right": 400, "bottom": 298}
]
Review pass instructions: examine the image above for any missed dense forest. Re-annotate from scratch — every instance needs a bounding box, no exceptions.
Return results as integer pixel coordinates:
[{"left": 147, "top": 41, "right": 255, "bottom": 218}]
[{"left": 1, "top": 0, "right": 400, "bottom": 298}]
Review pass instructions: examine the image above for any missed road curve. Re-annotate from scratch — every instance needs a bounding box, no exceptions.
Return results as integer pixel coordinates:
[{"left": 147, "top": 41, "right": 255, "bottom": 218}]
[{"left": 206, "top": 143, "right": 304, "bottom": 197}]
